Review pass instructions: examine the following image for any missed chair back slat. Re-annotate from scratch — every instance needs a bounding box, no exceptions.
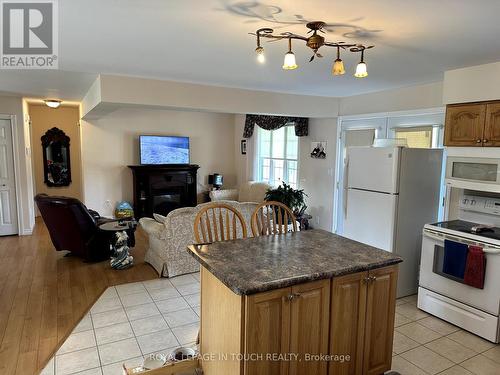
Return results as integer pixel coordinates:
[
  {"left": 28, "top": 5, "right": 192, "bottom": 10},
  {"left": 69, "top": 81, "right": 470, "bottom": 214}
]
[
  {"left": 194, "top": 203, "right": 248, "bottom": 244},
  {"left": 205, "top": 211, "right": 213, "bottom": 243},
  {"left": 251, "top": 201, "right": 297, "bottom": 237},
  {"left": 212, "top": 209, "right": 219, "bottom": 241}
]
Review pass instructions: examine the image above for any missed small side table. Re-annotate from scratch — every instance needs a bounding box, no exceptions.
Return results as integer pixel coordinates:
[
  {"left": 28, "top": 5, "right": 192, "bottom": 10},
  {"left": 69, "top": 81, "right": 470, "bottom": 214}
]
[{"left": 99, "top": 219, "right": 137, "bottom": 270}]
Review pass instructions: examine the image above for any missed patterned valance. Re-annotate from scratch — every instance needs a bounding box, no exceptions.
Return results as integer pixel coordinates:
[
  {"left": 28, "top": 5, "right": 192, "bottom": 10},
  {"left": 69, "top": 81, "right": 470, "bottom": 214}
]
[{"left": 243, "top": 114, "right": 309, "bottom": 138}]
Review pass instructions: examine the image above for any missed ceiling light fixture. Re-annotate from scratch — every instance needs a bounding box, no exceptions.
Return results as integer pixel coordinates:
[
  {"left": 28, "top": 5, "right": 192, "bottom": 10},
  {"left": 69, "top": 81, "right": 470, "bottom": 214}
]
[
  {"left": 255, "top": 32, "right": 265, "bottom": 63},
  {"left": 332, "top": 46, "right": 345, "bottom": 76},
  {"left": 354, "top": 47, "right": 368, "bottom": 78},
  {"left": 282, "top": 38, "right": 298, "bottom": 70},
  {"left": 251, "top": 21, "right": 373, "bottom": 78},
  {"left": 44, "top": 99, "right": 62, "bottom": 108}
]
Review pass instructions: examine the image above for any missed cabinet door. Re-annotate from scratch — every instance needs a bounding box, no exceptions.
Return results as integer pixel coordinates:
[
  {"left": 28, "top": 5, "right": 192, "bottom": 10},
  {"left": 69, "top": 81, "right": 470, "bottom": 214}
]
[
  {"left": 244, "top": 287, "right": 291, "bottom": 375},
  {"left": 363, "top": 266, "right": 398, "bottom": 375},
  {"left": 444, "top": 104, "right": 486, "bottom": 146},
  {"left": 329, "top": 272, "right": 368, "bottom": 375},
  {"left": 289, "top": 279, "right": 330, "bottom": 375},
  {"left": 484, "top": 102, "right": 500, "bottom": 146}
]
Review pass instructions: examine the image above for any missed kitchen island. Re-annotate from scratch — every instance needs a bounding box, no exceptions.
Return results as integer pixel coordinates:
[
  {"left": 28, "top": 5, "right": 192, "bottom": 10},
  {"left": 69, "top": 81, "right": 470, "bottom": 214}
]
[{"left": 188, "top": 229, "right": 402, "bottom": 375}]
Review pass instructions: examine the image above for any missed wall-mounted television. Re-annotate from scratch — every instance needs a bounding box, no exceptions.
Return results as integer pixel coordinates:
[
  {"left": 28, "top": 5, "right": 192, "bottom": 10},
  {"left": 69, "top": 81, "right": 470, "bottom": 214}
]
[{"left": 139, "top": 135, "right": 190, "bottom": 165}]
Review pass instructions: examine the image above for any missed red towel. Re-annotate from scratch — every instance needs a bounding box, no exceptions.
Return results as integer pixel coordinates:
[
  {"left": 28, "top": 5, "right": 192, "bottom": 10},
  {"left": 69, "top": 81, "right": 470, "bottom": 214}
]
[{"left": 464, "top": 245, "right": 486, "bottom": 289}]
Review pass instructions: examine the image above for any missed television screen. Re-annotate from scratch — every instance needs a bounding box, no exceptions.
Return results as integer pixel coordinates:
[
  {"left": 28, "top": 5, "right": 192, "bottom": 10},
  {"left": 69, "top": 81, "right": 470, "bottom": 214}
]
[{"left": 139, "top": 135, "right": 190, "bottom": 165}]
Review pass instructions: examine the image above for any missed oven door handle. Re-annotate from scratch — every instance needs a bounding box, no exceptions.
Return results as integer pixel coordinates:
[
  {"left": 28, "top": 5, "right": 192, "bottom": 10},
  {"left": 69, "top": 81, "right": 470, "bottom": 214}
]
[{"left": 423, "top": 229, "right": 500, "bottom": 254}]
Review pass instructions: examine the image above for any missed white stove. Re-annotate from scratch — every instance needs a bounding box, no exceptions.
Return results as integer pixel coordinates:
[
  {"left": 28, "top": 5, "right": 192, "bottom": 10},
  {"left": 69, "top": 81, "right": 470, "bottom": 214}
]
[{"left": 418, "top": 194, "right": 500, "bottom": 343}]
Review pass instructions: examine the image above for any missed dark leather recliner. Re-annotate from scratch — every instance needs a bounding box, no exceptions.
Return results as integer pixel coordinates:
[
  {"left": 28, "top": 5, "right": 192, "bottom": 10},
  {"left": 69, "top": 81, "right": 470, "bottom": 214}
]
[{"left": 35, "top": 194, "right": 135, "bottom": 261}]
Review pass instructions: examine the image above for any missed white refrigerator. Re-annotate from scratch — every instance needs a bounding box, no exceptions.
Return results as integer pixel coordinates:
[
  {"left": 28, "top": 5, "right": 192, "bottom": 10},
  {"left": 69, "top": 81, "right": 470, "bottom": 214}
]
[{"left": 343, "top": 146, "right": 443, "bottom": 297}]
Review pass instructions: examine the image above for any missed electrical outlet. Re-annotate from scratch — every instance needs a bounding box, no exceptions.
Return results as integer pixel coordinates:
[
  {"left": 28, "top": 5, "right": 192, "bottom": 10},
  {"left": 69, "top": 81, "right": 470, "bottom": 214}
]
[{"left": 104, "top": 200, "right": 112, "bottom": 209}]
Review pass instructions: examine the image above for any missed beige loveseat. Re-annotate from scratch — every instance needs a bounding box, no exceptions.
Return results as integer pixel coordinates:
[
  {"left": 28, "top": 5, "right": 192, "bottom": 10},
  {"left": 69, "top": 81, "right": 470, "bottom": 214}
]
[
  {"left": 139, "top": 200, "right": 258, "bottom": 277},
  {"left": 209, "top": 181, "right": 271, "bottom": 203}
]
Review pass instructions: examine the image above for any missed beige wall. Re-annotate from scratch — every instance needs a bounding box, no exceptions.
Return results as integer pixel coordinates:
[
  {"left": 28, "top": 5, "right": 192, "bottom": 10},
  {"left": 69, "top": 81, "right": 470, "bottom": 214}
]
[
  {"left": 299, "top": 118, "right": 338, "bottom": 231},
  {"left": 83, "top": 75, "right": 340, "bottom": 119},
  {"left": 29, "top": 104, "right": 82, "bottom": 202},
  {"left": 443, "top": 61, "right": 500, "bottom": 104},
  {"left": 81, "top": 107, "right": 236, "bottom": 216},
  {"left": 339, "top": 82, "right": 443, "bottom": 116}
]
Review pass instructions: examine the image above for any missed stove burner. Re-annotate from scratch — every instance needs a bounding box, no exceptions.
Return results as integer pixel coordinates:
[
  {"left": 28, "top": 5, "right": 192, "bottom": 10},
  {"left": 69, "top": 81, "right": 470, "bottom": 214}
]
[{"left": 430, "top": 220, "right": 500, "bottom": 241}]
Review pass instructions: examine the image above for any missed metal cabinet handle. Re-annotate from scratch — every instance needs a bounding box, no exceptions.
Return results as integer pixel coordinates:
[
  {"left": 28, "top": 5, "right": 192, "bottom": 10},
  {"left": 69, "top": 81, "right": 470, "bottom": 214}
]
[
  {"left": 483, "top": 139, "right": 489, "bottom": 143},
  {"left": 287, "top": 293, "right": 301, "bottom": 301},
  {"left": 476, "top": 139, "right": 482, "bottom": 143},
  {"left": 364, "top": 276, "right": 377, "bottom": 283}
]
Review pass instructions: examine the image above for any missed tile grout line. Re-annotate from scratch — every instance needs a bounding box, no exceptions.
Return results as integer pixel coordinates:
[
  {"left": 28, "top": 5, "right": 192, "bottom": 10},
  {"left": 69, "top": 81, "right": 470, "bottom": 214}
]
[{"left": 394, "top": 300, "right": 498, "bottom": 373}]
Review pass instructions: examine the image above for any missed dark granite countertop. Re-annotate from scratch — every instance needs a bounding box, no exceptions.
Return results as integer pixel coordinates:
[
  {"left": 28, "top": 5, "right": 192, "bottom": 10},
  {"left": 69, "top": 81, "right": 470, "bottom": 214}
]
[{"left": 187, "top": 229, "right": 402, "bottom": 295}]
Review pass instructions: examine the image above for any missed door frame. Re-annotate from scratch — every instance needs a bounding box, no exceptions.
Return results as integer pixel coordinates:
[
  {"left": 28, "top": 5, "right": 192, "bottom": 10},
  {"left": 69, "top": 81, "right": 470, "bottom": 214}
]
[
  {"left": 0, "top": 114, "right": 21, "bottom": 235},
  {"left": 333, "top": 108, "right": 446, "bottom": 234}
]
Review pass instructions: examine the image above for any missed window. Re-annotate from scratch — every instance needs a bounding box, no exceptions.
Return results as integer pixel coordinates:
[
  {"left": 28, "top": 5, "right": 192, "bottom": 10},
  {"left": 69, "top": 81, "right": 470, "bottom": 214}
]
[
  {"left": 394, "top": 126, "right": 433, "bottom": 148},
  {"left": 257, "top": 126, "right": 299, "bottom": 188}
]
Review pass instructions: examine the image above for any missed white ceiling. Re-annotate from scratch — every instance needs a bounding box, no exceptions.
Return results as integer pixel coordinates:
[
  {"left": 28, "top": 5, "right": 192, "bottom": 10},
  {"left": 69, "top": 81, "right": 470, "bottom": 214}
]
[{"left": 3, "top": 0, "right": 500, "bottom": 100}]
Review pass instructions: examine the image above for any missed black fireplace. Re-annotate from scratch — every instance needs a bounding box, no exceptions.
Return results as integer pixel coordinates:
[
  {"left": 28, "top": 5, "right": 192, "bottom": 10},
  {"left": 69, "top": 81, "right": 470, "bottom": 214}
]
[{"left": 128, "top": 164, "right": 199, "bottom": 218}]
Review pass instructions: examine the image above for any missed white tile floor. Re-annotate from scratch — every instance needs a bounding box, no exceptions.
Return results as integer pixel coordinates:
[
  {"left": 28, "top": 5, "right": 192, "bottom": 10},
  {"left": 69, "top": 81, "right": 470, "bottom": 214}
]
[
  {"left": 40, "top": 272, "right": 200, "bottom": 375},
  {"left": 391, "top": 295, "right": 500, "bottom": 374},
  {"left": 40, "top": 274, "right": 500, "bottom": 375}
]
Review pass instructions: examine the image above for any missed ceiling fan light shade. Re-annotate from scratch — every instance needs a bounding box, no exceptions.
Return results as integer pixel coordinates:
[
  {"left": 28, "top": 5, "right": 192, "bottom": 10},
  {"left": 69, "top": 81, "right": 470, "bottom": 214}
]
[
  {"left": 255, "top": 46, "right": 265, "bottom": 63},
  {"left": 44, "top": 99, "right": 62, "bottom": 108},
  {"left": 282, "top": 52, "right": 298, "bottom": 70},
  {"left": 332, "top": 58, "right": 345, "bottom": 75},
  {"left": 354, "top": 61, "right": 368, "bottom": 78}
]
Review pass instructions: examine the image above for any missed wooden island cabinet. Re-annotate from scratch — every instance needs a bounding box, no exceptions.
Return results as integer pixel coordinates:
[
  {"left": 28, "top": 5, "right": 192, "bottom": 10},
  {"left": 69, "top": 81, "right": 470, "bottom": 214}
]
[
  {"left": 444, "top": 100, "right": 500, "bottom": 146},
  {"left": 200, "top": 265, "right": 398, "bottom": 375},
  {"left": 190, "top": 230, "right": 401, "bottom": 375}
]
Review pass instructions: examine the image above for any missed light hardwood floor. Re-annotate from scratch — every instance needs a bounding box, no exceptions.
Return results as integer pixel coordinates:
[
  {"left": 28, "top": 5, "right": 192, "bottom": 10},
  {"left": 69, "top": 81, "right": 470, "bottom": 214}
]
[{"left": 0, "top": 218, "right": 158, "bottom": 375}]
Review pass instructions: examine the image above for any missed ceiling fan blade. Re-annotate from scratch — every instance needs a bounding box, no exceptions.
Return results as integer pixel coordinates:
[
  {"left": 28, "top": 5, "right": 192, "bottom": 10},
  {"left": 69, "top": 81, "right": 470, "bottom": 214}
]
[{"left": 309, "top": 55, "right": 315, "bottom": 62}]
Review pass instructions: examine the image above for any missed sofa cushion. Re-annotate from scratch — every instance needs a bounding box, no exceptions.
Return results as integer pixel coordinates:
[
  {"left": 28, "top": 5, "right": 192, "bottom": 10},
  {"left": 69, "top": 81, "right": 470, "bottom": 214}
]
[{"left": 238, "top": 182, "right": 271, "bottom": 203}]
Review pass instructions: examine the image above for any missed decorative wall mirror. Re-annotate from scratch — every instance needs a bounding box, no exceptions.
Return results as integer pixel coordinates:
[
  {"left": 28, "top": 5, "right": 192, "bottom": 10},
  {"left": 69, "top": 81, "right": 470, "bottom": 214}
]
[{"left": 41, "top": 127, "right": 71, "bottom": 187}]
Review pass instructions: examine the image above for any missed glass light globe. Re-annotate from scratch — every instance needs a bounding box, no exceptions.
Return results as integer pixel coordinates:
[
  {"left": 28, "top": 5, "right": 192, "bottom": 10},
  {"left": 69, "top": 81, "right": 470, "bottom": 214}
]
[
  {"left": 282, "top": 52, "right": 298, "bottom": 70},
  {"left": 332, "top": 58, "right": 345, "bottom": 75},
  {"left": 354, "top": 61, "right": 368, "bottom": 78},
  {"left": 255, "top": 47, "right": 265, "bottom": 64}
]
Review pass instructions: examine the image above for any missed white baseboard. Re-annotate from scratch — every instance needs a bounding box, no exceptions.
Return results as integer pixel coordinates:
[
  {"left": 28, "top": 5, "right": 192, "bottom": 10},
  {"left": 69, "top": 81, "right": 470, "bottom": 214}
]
[{"left": 20, "top": 227, "right": 33, "bottom": 236}]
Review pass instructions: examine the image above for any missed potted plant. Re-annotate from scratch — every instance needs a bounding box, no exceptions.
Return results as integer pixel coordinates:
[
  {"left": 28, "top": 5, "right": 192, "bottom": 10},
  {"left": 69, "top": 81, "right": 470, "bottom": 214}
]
[{"left": 264, "top": 182, "right": 307, "bottom": 216}]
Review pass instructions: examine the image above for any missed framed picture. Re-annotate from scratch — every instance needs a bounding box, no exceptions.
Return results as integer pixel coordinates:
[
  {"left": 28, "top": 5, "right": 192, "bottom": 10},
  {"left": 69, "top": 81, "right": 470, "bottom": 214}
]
[
  {"left": 241, "top": 139, "right": 247, "bottom": 155},
  {"left": 310, "top": 141, "right": 327, "bottom": 159}
]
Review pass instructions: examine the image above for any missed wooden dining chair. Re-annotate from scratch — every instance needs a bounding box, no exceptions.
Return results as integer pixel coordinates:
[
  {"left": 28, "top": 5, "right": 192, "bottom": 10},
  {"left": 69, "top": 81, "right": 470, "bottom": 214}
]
[
  {"left": 251, "top": 201, "right": 297, "bottom": 237},
  {"left": 193, "top": 203, "right": 248, "bottom": 243}
]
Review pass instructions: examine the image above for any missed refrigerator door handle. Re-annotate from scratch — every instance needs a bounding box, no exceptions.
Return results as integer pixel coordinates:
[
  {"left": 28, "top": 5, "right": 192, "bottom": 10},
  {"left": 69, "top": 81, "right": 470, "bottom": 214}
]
[{"left": 343, "top": 157, "right": 349, "bottom": 219}]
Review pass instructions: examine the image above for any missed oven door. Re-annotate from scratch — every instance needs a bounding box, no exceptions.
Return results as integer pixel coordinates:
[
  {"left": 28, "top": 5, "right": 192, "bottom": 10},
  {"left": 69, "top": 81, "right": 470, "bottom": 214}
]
[{"left": 419, "top": 229, "right": 500, "bottom": 315}]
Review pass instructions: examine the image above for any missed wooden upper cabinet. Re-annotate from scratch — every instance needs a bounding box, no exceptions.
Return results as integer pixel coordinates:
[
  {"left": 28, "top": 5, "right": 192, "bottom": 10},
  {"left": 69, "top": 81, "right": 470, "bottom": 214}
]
[
  {"left": 363, "top": 266, "right": 399, "bottom": 375},
  {"left": 329, "top": 272, "right": 368, "bottom": 375},
  {"left": 484, "top": 102, "right": 500, "bottom": 146},
  {"left": 245, "top": 287, "right": 291, "bottom": 375},
  {"left": 444, "top": 104, "right": 486, "bottom": 146},
  {"left": 289, "top": 279, "right": 330, "bottom": 375}
]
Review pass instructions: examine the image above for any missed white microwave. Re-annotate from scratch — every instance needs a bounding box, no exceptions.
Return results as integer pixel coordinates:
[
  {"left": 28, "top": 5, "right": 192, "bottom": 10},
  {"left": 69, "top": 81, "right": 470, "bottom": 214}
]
[{"left": 446, "top": 156, "right": 500, "bottom": 192}]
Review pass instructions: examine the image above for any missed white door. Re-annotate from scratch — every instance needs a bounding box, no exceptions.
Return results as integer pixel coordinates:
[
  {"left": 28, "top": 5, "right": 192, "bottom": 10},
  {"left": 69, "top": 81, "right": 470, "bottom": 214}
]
[
  {"left": 0, "top": 119, "right": 18, "bottom": 235},
  {"left": 343, "top": 188, "right": 398, "bottom": 252},
  {"left": 347, "top": 146, "right": 400, "bottom": 193}
]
